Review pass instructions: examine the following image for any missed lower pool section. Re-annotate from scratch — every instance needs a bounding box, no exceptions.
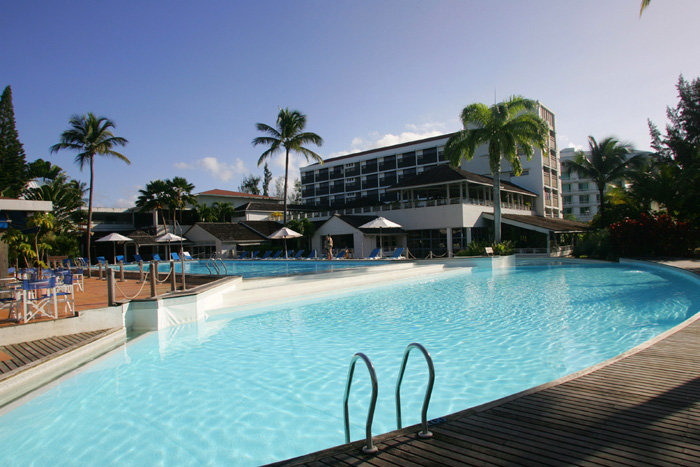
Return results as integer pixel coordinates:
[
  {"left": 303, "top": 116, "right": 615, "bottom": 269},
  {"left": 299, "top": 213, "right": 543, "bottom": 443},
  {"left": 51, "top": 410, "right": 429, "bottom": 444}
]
[{"left": 1, "top": 260, "right": 699, "bottom": 465}]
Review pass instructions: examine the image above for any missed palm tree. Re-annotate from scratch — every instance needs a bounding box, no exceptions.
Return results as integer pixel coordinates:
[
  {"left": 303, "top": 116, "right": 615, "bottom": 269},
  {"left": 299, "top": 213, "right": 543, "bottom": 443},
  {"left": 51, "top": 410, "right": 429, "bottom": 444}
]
[
  {"left": 50, "top": 113, "right": 129, "bottom": 267},
  {"left": 136, "top": 179, "right": 170, "bottom": 234},
  {"left": 213, "top": 202, "right": 235, "bottom": 222},
  {"left": 640, "top": 0, "right": 651, "bottom": 16},
  {"left": 167, "top": 177, "right": 196, "bottom": 225},
  {"left": 562, "top": 136, "right": 646, "bottom": 226},
  {"left": 445, "top": 96, "right": 548, "bottom": 243},
  {"left": 253, "top": 108, "right": 323, "bottom": 224}
]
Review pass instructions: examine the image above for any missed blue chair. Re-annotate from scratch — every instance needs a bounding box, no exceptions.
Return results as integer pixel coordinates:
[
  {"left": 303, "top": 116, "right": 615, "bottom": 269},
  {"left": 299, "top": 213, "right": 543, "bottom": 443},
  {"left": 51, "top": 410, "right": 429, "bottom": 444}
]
[
  {"left": 183, "top": 251, "right": 193, "bottom": 260},
  {"left": 171, "top": 252, "right": 181, "bottom": 261},
  {"left": 249, "top": 251, "right": 260, "bottom": 259},
  {"left": 305, "top": 250, "right": 318, "bottom": 259},
  {"left": 53, "top": 272, "right": 75, "bottom": 315},
  {"left": 270, "top": 250, "right": 283, "bottom": 259},
  {"left": 115, "top": 255, "right": 126, "bottom": 263},
  {"left": 133, "top": 254, "right": 143, "bottom": 263},
  {"left": 334, "top": 249, "right": 348, "bottom": 259},
  {"left": 152, "top": 254, "right": 162, "bottom": 261},
  {"left": 366, "top": 248, "right": 381, "bottom": 259},
  {"left": 260, "top": 251, "right": 272, "bottom": 260},
  {"left": 238, "top": 251, "right": 249, "bottom": 259},
  {"left": 292, "top": 249, "right": 305, "bottom": 259},
  {"left": 96, "top": 256, "right": 107, "bottom": 265},
  {"left": 22, "top": 276, "right": 57, "bottom": 322},
  {"left": 388, "top": 247, "right": 405, "bottom": 259}
]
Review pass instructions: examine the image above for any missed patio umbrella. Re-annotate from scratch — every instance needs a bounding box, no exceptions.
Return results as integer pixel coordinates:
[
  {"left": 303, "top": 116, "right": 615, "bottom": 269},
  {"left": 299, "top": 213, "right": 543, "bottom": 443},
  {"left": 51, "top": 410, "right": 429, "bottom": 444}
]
[
  {"left": 96, "top": 233, "right": 133, "bottom": 263},
  {"left": 359, "top": 217, "right": 402, "bottom": 258},
  {"left": 268, "top": 227, "right": 302, "bottom": 258},
  {"left": 156, "top": 233, "right": 186, "bottom": 259}
]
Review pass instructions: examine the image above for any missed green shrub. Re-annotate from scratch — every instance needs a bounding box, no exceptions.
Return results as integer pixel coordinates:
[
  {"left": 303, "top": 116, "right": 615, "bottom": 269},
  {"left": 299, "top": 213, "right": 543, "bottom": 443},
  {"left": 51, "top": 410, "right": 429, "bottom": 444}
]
[
  {"left": 573, "top": 229, "right": 613, "bottom": 260},
  {"left": 456, "top": 240, "right": 515, "bottom": 256}
]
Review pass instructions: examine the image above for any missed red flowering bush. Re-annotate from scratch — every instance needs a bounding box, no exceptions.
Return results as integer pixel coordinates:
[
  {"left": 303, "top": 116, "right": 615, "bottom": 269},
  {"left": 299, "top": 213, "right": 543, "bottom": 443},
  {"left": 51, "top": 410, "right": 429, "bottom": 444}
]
[{"left": 609, "top": 213, "right": 696, "bottom": 257}]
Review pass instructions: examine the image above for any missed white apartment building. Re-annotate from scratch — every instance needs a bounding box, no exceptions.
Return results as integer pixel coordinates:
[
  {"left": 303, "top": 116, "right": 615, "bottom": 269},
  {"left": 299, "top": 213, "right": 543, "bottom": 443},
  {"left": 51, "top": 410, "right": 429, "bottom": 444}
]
[
  {"left": 560, "top": 148, "right": 599, "bottom": 222},
  {"left": 298, "top": 103, "right": 584, "bottom": 257}
]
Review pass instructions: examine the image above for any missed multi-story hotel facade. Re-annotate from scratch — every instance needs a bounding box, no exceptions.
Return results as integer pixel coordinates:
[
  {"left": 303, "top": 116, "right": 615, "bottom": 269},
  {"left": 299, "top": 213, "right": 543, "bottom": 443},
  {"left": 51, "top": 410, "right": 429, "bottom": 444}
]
[{"left": 298, "top": 103, "right": 579, "bottom": 257}]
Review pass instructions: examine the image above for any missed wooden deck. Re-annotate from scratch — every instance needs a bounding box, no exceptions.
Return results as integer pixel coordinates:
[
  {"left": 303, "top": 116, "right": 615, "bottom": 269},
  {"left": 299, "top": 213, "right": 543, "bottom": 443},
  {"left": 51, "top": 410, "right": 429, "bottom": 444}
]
[
  {"left": 273, "top": 314, "right": 700, "bottom": 466},
  {"left": 0, "top": 276, "right": 174, "bottom": 326},
  {"left": 0, "top": 329, "right": 118, "bottom": 379}
]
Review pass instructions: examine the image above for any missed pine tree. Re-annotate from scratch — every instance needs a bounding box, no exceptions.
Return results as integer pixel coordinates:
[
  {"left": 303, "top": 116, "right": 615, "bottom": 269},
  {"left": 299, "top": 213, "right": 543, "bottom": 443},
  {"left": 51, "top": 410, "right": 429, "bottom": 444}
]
[{"left": 0, "top": 86, "right": 28, "bottom": 196}]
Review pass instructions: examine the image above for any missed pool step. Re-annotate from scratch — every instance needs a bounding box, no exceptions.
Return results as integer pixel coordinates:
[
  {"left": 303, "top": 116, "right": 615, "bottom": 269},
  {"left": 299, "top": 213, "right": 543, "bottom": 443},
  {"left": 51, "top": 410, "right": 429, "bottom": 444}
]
[{"left": 212, "top": 262, "right": 455, "bottom": 312}]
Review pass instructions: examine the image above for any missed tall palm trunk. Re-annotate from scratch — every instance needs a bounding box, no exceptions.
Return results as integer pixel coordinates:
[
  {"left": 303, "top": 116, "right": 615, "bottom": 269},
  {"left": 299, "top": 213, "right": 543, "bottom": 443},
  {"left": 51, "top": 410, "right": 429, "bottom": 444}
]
[
  {"left": 493, "top": 172, "right": 502, "bottom": 244},
  {"left": 283, "top": 147, "right": 290, "bottom": 225},
  {"left": 598, "top": 184, "right": 606, "bottom": 225},
  {"left": 86, "top": 157, "right": 94, "bottom": 276}
]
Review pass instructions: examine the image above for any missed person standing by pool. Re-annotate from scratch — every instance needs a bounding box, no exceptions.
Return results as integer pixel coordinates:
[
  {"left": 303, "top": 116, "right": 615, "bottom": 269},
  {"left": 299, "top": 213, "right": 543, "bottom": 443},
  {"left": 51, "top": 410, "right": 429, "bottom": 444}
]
[{"left": 324, "top": 235, "right": 333, "bottom": 259}]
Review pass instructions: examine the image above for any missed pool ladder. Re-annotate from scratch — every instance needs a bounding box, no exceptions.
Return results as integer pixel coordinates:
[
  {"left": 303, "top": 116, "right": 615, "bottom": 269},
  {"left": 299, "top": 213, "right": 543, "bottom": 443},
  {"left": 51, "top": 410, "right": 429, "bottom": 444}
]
[
  {"left": 343, "top": 343, "right": 435, "bottom": 454},
  {"left": 205, "top": 255, "right": 228, "bottom": 276}
]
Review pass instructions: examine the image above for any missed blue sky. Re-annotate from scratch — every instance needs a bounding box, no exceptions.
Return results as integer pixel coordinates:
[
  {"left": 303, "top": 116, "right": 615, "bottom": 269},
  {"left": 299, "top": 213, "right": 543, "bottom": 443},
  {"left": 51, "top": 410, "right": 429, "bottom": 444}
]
[{"left": 2, "top": 0, "right": 699, "bottom": 208}]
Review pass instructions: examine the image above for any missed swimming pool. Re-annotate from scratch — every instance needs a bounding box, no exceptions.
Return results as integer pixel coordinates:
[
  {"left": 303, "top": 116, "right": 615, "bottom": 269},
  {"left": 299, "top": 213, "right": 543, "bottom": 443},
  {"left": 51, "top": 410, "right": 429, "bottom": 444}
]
[
  {"left": 1, "top": 260, "right": 699, "bottom": 465},
  {"left": 119, "top": 259, "right": 383, "bottom": 278}
]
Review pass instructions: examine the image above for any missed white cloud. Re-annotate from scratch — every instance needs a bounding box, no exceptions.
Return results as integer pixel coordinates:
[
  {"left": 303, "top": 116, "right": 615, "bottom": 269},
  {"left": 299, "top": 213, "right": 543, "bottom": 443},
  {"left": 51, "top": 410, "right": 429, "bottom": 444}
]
[
  {"left": 114, "top": 184, "right": 141, "bottom": 208},
  {"left": 174, "top": 162, "right": 194, "bottom": 170},
  {"left": 558, "top": 134, "right": 585, "bottom": 152},
  {"left": 196, "top": 157, "right": 248, "bottom": 182},
  {"left": 329, "top": 122, "right": 448, "bottom": 159}
]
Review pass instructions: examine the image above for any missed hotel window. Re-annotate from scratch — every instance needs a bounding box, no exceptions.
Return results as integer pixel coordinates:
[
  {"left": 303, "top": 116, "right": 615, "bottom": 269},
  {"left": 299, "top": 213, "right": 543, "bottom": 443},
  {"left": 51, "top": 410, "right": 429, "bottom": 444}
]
[
  {"left": 563, "top": 195, "right": 572, "bottom": 204},
  {"left": 578, "top": 182, "right": 589, "bottom": 191},
  {"left": 579, "top": 195, "right": 590, "bottom": 204},
  {"left": 563, "top": 183, "right": 571, "bottom": 193},
  {"left": 580, "top": 206, "right": 591, "bottom": 216}
]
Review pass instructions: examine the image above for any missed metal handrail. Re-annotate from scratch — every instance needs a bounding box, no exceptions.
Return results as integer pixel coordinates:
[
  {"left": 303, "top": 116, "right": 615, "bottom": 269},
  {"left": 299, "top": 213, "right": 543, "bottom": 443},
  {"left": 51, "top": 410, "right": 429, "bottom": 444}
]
[
  {"left": 395, "top": 343, "right": 435, "bottom": 439},
  {"left": 216, "top": 258, "right": 227, "bottom": 274},
  {"left": 343, "top": 352, "right": 379, "bottom": 454},
  {"left": 206, "top": 254, "right": 220, "bottom": 275}
]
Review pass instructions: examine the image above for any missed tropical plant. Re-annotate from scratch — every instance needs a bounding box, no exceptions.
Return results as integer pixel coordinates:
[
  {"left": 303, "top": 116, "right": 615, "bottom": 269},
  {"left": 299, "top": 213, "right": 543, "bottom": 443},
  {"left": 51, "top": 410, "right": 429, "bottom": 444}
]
[
  {"left": 50, "top": 113, "right": 129, "bottom": 266},
  {"left": 562, "top": 136, "right": 646, "bottom": 226},
  {"left": 26, "top": 212, "right": 56, "bottom": 269},
  {"left": 253, "top": 108, "right": 323, "bottom": 224},
  {"left": 640, "top": 0, "right": 651, "bottom": 16},
  {"left": 213, "top": 202, "right": 235, "bottom": 222},
  {"left": 22, "top": 176, "right": 86, "bottom": 232},
  {"left": 286, "top": 217, "right": 316, "bottom": 249},
  {"left": 167, "top": 176, "right": 196, "bottom": 224},
  {"left": 136, "top": 179, "right": 170, "bottom": 233},
  {"left": 445, "top": 96, "right": 548, "bottom": 243},
  {"left": 263, "top": 163, "right": 273, "bottom": 196},
  {"left": 193, "top": 201, "right": 218, "bottom": 222},
  {"left": 239, "top": 174, "right": 261, "bottom": 195}
]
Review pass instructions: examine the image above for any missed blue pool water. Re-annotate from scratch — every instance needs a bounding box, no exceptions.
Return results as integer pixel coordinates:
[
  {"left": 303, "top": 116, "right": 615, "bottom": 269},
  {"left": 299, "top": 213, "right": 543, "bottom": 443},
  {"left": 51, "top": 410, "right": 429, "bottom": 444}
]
[
  {"left": 1, "top": 260, "right": 699, "bottom": 465},
  {"left": 120, "top": 259, "right": 382, "bottom": 278}
]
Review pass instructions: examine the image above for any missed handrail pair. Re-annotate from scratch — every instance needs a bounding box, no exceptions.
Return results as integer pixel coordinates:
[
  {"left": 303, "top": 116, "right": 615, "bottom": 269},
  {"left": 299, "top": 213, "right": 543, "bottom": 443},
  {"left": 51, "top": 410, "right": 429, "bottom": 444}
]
[{"left": 343, "top": 343, "right": 434, "bottom": 455}]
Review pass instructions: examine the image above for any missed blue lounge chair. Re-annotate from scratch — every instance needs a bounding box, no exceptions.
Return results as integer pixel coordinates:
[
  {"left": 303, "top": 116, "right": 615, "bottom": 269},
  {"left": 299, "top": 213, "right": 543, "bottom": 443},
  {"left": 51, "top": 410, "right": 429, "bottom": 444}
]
[
  {"left": 249, "top": 251, "right": 260, "bottom": 259},
  {"left": 260, "top": 251, "right": 272, "bottom": 259},
  {"left": 238, "top": 251, "right": 249, "bottom": 259},
  {"left": 388, "top": 247, "right": 405, "bottom": 259},
  {"left": 292, "top": 249, "right": 305, "bottom": 259},
  {"left": 133, "top": 254, "right": 143, "bottom": 263},
  {"left": 171, "top": 252, "right": 181, "bottom": 261},
  {"left": 183, "top": 251, "right": 194, "bottom": 260},
  {"left": 270, "top": 250, "right": 283, "bottom": 259},
  {"left": 366, "top": 248, "right": 381, "bottom": 259},
  {"left": 334, "top": 249, "right": 348, "bottom": 259},
  {"left": 96, "top": 256, "right": 107, "bottom": 265},
  {"left": 306, "top": 250, "right": 318, "bottom": 259},
  {"left": 152, "top": 254, "right": 162, "bottom": 261},
  {"left": 115, "top": 255, "right": 125, "bottom": 263}
]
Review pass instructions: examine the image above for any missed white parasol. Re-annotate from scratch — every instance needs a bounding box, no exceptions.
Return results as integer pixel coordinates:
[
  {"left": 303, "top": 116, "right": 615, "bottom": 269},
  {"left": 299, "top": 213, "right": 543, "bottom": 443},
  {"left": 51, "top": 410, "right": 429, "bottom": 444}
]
[
  {"left": 96, "top": 233, "right": 133, "bottom": 263},
  {"left": 156, "top": 233, "right": 187, "bottom": 259},
  {"left": 268, "top": 227, "right": 302, "bottom": 258},
  {"left": 359, "top": 217, "right": 402, "bottom": 258}
]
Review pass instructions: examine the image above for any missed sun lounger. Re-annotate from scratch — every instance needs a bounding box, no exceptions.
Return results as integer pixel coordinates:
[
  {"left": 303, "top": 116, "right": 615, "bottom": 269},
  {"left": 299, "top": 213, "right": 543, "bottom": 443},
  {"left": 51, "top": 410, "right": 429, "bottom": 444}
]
[
  {"left": 171, "top": 252, "right": 181, "bottom": 261},
  {"left": 387, "top": 247, "right": 405, "bottom": 259},
  {"left": 96, "top": 256, "right": 107, "bottom": 265},
  {"left": 305, "top": 249, "right": 318, "bottom": 259},
  {"left": 152, "top": 254, "right": 162, "bottom": 261},
  {"left": 133, "top": 254, "right": 143, "bottom": 263},
  {"left": 115, "top": 255, "right": 126, "bottom": 263},
  {"left": 183, "top": 251, "right": 193, "bottom": 260},
  {"left": 292, "top": 249, "right": 305, "bottom": 259},
  {"left": 250, "top": 251, "right": 260, "bottom": 259},
  {"left": 238, "top": 251, "right": 249, "bottom": 259},
  {"left": 334, "top": 249, "right": 347, "bottom": 259},
  {"left": 260, "top": 251, "right": 272, "bottom": 259},
  {"left": 365, "top": 248, "right": 381, "bottom": 259},
  {"left": 270, "top": 250, "right": 283, "bottom": 259}
]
